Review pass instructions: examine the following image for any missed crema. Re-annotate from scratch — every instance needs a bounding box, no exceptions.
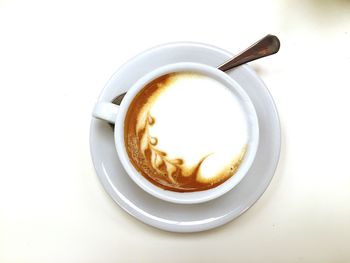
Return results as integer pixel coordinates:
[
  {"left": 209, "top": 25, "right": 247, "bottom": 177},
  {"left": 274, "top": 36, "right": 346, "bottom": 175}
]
[{"left": 124, "top": 72, "right": 248, "bottom": 192}]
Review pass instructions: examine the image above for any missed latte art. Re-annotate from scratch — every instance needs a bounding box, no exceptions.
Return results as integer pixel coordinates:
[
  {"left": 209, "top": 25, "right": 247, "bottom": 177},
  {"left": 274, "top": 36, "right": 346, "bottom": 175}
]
[{"left": 125, "top": 72, "right": 248, "bottom": 192}]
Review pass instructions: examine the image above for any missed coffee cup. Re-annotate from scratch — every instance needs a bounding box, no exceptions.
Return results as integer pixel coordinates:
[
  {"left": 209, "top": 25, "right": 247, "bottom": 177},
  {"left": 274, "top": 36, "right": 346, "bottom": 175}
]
[{"left": 93, "top": 62, "right": 259, "bottom": 204}]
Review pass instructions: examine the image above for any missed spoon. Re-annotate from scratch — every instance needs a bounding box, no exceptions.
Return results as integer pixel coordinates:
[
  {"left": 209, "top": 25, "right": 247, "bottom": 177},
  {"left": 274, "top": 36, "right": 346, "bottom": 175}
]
[{"left": 112, "top": 34, "right": 280, "bottom": 105}]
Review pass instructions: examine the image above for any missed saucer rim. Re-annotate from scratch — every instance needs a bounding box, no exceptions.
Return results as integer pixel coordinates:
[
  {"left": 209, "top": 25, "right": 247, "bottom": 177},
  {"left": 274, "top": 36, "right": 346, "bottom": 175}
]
[{"left": 90, "top": 41, "right": 281, "bottom": 232}]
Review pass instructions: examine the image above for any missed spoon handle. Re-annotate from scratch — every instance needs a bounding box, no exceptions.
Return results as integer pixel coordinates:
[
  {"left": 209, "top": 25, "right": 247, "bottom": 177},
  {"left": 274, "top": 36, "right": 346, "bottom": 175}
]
[
  {"left": 218, "top": 34, "right": 280, "bottom": 72},
  {"left": 111, "top": 35, "right": 280, "bottom": 106}
]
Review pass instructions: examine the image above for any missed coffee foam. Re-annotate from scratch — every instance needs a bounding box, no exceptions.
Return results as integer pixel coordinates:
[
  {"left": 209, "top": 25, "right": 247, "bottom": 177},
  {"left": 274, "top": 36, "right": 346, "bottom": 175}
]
[{"left": 135, "top": 72, "right": 248, "bottom": 184}]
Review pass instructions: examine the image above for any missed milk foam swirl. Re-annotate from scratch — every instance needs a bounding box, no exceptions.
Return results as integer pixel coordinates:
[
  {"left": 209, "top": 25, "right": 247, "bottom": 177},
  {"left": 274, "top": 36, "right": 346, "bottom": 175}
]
[{"left": 124, "top": 72, "right": 248, "bottom": 192}]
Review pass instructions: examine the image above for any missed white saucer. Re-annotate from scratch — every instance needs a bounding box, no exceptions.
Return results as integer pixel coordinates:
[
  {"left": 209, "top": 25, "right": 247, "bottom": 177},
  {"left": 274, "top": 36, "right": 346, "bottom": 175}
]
[{"left": 90, "top": 42, "right": 281, "bottom": 233}]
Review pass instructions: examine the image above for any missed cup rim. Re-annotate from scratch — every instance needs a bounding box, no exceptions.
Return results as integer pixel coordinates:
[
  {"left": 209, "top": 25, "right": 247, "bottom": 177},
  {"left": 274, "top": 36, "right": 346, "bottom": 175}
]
[{"left": 114, "top": 62, "right": 259, "bottom": 204}]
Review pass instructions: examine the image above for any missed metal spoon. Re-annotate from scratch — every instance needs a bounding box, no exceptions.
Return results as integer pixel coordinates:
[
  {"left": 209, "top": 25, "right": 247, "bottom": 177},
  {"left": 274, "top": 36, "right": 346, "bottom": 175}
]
[{"left": 112, "top": 34, "right": 280, "bottom": 105}]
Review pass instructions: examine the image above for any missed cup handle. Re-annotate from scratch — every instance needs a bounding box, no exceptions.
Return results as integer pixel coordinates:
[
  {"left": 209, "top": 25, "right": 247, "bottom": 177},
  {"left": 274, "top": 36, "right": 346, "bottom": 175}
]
[{"left": 92, "top": 101, "right": 119, "bottom": 124}]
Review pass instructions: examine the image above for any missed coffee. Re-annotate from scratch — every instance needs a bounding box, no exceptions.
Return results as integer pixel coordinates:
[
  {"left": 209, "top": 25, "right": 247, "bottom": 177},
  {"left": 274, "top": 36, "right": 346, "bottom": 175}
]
[{"left": 124, "top": 72, "right": 248, "bottom": 192}]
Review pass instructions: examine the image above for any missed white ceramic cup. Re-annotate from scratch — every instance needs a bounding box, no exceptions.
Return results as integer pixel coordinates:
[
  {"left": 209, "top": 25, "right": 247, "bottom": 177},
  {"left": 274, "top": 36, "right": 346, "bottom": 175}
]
[{"left": 92, "top": 62, "right": 259, "bottom": 204}]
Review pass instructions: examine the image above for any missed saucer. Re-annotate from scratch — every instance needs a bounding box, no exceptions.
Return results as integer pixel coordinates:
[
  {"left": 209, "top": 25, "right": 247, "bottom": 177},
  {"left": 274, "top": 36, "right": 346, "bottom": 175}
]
[{"left": 90, "top": 42, "right": 281, "bottom": 233}]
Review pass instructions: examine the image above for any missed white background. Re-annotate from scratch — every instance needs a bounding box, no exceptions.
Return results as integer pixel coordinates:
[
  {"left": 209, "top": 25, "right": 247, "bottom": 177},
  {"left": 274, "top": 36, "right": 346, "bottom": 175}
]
[{"left": 1, "top": 0, "right": 350, "bottom": 262}]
